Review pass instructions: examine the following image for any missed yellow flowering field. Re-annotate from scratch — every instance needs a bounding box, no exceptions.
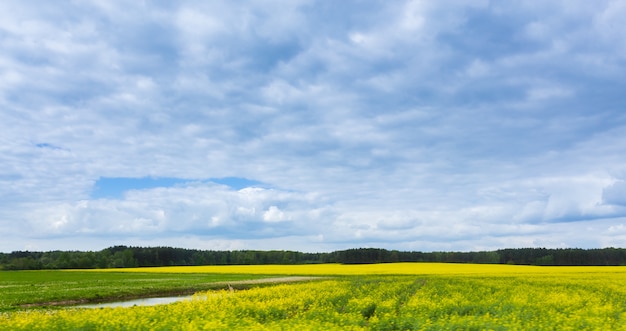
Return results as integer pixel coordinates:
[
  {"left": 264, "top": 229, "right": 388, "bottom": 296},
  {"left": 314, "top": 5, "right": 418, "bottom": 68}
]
[
  {"left": 84, "top": 262, "right": 626, "bottom": 276},
  {"left": 2, "top": 263, "right": 626, "bottom": 330}
]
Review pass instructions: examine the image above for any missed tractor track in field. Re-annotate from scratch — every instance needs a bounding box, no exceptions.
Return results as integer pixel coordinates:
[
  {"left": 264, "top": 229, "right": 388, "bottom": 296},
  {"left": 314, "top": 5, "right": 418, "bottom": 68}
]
[{"left": 213, "top": 276, "right": 328, "bottom": 285}]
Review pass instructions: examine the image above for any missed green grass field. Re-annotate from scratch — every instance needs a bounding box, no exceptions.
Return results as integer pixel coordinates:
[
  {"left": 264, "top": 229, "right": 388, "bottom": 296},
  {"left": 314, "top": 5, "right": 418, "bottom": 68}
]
[{"left": 0, "top": 270, "right": 270, "bottom": 311}]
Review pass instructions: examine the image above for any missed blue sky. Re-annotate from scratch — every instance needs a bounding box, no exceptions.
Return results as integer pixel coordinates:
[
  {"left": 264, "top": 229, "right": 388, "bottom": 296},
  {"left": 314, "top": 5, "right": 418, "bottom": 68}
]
[
  {"left": 91, "top": 177, "right": 265, "bottom": 199},
  {"left": 1, "top": 1, "right": 626, "bottom": 252}
]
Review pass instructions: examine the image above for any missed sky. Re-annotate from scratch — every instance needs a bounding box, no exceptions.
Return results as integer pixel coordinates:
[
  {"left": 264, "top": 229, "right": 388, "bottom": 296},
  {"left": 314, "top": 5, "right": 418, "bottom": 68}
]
[{"left": 1, "top": 1, "right": 626, "bottom": 253}]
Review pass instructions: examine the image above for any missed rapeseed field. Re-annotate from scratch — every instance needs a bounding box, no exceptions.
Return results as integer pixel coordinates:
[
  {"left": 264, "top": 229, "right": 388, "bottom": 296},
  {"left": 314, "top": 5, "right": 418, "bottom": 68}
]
[
  {"left": 2, "top": 263, "right": 625, "bottom": 330},
  {"left": 88, "top": 262, "right": 626, "bottom": 276}
]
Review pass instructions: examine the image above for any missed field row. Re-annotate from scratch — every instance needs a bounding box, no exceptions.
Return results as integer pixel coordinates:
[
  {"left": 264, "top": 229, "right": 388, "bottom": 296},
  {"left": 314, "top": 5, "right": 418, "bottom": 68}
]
[{"left": 92, "top": 262, "right": 626, "bottom": 275}]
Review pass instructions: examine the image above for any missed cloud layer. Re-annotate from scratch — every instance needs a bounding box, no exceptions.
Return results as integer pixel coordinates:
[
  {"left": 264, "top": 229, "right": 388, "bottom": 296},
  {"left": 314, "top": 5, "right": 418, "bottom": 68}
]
[{"left": 2, "top": 1, "right": 626, "bottom": 252}]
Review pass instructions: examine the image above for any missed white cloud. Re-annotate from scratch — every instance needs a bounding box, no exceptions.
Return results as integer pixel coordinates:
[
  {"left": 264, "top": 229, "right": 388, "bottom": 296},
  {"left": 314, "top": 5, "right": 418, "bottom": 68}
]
[
  {"left": 13, "top": 184, "right": 336, "bottom": 244},
  {"left": 263, "top": 206, "right": 287, "bottom": 223}
]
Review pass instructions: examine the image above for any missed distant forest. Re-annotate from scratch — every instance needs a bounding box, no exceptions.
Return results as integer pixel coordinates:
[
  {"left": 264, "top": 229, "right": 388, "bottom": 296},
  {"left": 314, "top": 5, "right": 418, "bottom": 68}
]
[{"left": 1, "top": 246, "right": 626, "bottom": 270}]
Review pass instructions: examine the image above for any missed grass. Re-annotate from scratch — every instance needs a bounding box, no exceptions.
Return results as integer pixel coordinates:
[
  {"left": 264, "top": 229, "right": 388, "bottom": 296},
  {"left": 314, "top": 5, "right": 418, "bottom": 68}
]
[{"left": 0, "top": 270, "right": 270, "bottom": 311}]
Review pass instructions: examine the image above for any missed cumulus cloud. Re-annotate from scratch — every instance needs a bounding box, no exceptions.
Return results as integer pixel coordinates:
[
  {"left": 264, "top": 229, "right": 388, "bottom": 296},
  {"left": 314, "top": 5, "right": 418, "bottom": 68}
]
[{"left": 21, "top": 184, "right": 335, "bottom": 242}]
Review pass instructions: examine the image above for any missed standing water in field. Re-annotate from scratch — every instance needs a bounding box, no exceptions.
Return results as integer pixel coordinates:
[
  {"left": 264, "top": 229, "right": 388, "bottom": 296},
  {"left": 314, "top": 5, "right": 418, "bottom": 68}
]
[{"left": 75, "top": 295, "right": 198, "bottom": 308}]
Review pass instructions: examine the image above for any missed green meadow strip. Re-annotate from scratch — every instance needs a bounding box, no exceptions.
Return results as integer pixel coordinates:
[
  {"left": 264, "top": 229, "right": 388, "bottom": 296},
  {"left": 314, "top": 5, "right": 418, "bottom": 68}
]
[{"left": 0, "top": 270, "right": 269, "bottom": 311}]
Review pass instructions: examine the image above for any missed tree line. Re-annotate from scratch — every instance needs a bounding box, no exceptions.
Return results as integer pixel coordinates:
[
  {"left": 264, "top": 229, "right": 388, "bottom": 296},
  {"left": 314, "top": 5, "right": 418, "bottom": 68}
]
[{"left": 1, "top": 246, "right": 626, "bottom": 270}]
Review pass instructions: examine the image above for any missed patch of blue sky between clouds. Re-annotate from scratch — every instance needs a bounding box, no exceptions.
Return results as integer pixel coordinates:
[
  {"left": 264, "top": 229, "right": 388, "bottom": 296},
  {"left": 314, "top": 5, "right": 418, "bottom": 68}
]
[{"left": 92, "top": 177, "right": 265, "bottom": 199}]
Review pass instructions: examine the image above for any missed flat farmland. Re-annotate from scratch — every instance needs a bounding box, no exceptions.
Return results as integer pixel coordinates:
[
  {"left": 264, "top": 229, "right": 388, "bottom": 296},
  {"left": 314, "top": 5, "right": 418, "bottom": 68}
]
[
  {"left": 1, "top": 263, "right": 625, "bottom": 330},
  {"left": 0, "top": 270, "right": 271, "bottom": 311}
]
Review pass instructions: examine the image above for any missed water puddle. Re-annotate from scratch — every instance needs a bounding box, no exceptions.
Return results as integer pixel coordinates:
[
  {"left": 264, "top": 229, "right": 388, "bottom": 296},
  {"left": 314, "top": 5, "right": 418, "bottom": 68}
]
[{"left": 75, "top": 295, "right": 196, "bottom": 308}]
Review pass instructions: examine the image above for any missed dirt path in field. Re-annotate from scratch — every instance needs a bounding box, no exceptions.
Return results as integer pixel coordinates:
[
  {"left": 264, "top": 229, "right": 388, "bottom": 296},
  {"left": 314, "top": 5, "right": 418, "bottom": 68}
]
[{"left": 215, "top": 276, "right": 328, "bottom": 286}]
